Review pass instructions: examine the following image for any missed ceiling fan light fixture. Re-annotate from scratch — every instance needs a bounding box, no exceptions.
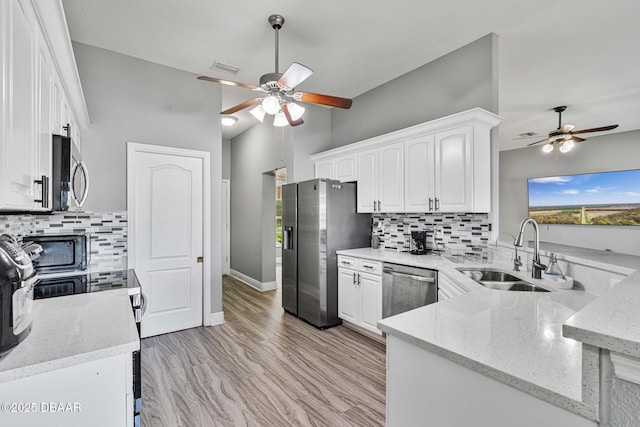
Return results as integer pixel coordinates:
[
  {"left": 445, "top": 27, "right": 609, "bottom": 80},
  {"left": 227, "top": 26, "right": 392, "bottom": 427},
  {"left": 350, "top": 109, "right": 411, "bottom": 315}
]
[
  {"left": 559, "top": 140, "right": 573, "bottom": 153},
  {"left": 287, "top": 102, "right": 305, "bottom": 121},
  {"left": 262, "top": 95, "right": 281, "bottom": 115},
  {"left": 542, "top": 143, "right": 554, "bottom": 153},
  {"left": 273, "top": 112, "right": 288, "bottom": 127},
  {"left": 249, "top": 105, "right": 266, "bottom": 122},
  {"left": 221, "top": 115, "right": 238, "bottom": 127}
]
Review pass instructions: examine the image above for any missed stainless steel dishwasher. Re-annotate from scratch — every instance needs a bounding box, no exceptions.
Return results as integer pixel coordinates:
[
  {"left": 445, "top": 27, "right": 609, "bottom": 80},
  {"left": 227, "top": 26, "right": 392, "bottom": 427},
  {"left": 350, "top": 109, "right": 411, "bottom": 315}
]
[{"left": 382, "top": 263, "right": 437, "bottom": 318}]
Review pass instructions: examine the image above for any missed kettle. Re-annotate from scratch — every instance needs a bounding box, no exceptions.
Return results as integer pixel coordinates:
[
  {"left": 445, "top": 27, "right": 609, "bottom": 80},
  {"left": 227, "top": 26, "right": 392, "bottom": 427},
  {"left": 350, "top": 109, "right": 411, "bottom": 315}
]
[{"left": 0, "top": 234, "right": 37, "bottom": 355}]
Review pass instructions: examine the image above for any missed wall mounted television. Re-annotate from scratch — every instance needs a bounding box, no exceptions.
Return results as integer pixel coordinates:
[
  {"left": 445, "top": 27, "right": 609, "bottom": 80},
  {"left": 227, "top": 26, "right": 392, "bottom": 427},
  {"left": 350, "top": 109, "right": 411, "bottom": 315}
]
[{"left": 527, "top": 169, "right": 640, "bottom": 226}]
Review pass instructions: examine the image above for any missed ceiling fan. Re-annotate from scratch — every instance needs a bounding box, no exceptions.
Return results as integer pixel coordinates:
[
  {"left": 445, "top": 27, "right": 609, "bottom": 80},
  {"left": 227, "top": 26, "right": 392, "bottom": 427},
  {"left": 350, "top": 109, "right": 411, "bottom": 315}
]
[
  {"left": 520, "top": 106, "right": 618, "bottom": 153},
  {"left": 197, "top": 14, "right": 353, "bottom": 127}
]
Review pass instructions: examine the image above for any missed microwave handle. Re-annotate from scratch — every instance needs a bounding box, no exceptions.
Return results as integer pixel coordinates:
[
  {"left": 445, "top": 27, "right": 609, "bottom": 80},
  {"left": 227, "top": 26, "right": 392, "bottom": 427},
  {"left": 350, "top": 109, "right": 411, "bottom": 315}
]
[{"left": 71, "top": 160, "right": 90, "bottom": 208}]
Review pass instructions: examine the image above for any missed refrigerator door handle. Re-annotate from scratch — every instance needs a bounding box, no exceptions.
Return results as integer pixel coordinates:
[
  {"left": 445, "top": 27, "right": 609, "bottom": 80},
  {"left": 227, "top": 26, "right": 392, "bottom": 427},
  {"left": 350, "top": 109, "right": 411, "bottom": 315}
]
[{"left": 283, "top": 226, "right": 294, "bottom": 250}]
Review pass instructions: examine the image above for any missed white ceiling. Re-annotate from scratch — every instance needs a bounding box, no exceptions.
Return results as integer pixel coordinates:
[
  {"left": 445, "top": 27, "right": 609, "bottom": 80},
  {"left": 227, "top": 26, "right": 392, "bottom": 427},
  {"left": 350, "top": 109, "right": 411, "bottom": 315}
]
[{"left": 61, "top": 0, "right": 640, "bottom": 149}]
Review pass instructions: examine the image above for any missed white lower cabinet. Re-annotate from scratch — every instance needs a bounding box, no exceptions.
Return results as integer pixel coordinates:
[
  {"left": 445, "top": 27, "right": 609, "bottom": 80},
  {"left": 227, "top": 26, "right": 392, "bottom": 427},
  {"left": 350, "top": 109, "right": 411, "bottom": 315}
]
[
  {"left": 0, "top": 354, "right": 133, "bottom": 427},
  {"left": 337, "top": 256, "right": 382, "bottom": 335}
]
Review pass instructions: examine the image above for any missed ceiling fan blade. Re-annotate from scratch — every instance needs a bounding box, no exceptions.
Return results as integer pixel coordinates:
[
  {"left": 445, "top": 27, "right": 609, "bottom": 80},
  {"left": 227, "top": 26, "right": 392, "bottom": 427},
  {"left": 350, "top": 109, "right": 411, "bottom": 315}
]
[
  {"left": 221, "top": 98, "right": 262, "bottom": 115},
  {"left": 571, "top": 124, "right": 619, "bottom": 135},
  {"left": 559, "top": 123, "right": 575, "bottom": 133},
  {"left": 198, "top": 75, "right": 263, "bottom": 91},
  {"left": 278, "top": 62, "right": 313, "bottom": 91},
  {"left": 295, "top": 92, "right": 353, "bottom": 109},
  {"left": 527, "top": 138, "right": 549, "bottom": 147},
  {"left": 282, "top": 103, "right": 304, "bottom": 127},
  {"left": 572, "top": 136, "right": 586, "bottom": 142}
]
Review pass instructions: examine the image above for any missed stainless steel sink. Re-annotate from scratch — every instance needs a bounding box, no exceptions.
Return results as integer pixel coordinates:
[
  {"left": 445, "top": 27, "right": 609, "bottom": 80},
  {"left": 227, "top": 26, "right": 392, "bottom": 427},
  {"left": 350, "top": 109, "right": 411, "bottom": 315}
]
[{"left": 457, "top": 268, "right": 549, "bottom": 292}]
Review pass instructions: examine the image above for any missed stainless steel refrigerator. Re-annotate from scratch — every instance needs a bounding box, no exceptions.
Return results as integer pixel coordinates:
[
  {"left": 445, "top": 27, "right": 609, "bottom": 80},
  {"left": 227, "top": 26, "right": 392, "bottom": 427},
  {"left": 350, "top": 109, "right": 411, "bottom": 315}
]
[{"left": 282, "top": 179, "right": 371, "bottom": 328}]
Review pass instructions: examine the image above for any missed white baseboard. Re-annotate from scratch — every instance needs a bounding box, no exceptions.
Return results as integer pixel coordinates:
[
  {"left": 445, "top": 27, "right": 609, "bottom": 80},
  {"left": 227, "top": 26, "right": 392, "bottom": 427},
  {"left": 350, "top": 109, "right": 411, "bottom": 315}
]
[
  {"left": 204, "top": 311, "right": 225, "bottom": 327},
  {"left": 230, "top": 269, "right": 277, "bottom": 292}
]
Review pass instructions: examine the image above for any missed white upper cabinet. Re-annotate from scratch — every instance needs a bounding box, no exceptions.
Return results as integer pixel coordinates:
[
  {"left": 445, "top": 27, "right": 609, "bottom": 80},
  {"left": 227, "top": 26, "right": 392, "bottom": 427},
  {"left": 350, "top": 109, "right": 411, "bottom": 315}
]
[
  {"left": 357, "top": 143, "right": 403, "bottom": 213},
  {"left": 377, "top": 142, "right": 404, "bottom": 213},
  {"left": 1, "top": 0, "right": 87, "bottom": 211},
  {"left": 435, "top": 126, "right": 473, "bottom": 212},
  {"left": 404, "top": 135, "right": 436, "bottom": 212},
  {"left": 312, "top": 108, "right": 501, "bottom": 214},
  {"left": 1, "top": 0, "right": 38, "bottom": 210},
  {"left": 315, "top": 159, "right": 333, "bottom": 179},
  {"left": 356, "top": 148, "right": 378, "bottom": 213},
  {"left": 314, "top": 153, "right": 357, "bottom": 182},
  {"left": 334, "top": 154, "right": 357, "bottom": 182}
]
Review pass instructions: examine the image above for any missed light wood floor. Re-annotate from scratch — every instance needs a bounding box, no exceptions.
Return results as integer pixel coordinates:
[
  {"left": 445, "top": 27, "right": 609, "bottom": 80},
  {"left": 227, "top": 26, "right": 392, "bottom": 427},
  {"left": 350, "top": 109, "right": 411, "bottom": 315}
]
[{"left": 141, "top": 275, "right": 386, "bottom": 426}]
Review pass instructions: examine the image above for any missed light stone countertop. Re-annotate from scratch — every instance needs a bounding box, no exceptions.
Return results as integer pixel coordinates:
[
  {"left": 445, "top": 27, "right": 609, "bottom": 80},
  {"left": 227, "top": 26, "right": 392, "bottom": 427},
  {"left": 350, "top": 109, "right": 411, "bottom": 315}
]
[
  {"left": 338, "top": 245, "right": 640, "bottom": 420},
  {"left": 0, "top": 289, "right": 140, "bottom": 384}
]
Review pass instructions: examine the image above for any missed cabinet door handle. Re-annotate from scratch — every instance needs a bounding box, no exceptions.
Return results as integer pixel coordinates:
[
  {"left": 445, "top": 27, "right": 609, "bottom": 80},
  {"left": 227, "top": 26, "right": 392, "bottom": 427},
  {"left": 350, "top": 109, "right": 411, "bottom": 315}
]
[
  {"left": 429, "top": 198, "right": 433, "bottom": 211},
  {"left": 378, "top": 200, "right": 382, "bottom": 211},
  {"left": 353, "top": 272, "right": 356, "bottom": 284},
  {"left": 357, "top": 273, "right": 361, "bottom": 286},
  {"left": 373, "top": 200, "right": 377, "bottom": 211},
  {"left": 34, "top": 175, "right": 49, "bottom": 208},
  {"left": 435, "top": 197, "right": 440, "bottom": 211}
]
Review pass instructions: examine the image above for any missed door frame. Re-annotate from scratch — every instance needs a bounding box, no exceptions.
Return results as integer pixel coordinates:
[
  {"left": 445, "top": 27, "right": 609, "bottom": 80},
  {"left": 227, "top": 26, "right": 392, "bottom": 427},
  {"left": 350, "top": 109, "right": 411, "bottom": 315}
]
[
  {"left": 221, "top": 179, "right": 230, "bottom": 275},
  {"left": 127, "top": 142, "right": 211, "bottom": 328}
]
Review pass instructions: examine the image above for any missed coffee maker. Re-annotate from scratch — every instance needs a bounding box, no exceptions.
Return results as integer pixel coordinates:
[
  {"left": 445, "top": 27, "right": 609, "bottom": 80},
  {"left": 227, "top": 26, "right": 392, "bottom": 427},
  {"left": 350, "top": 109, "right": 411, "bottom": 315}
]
[
  {"left": 0, "top": 234, "right": 37, "bottom": 355},
  {"left": 410, "top": 231, "right": 428, "bottom": 255}
]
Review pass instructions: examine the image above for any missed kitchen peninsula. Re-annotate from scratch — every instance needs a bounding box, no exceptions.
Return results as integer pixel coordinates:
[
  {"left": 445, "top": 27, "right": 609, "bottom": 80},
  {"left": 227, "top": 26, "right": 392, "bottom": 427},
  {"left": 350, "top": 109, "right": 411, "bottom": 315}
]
[{"left": 339, "top": 243, "right": 640, "bottom": 426}]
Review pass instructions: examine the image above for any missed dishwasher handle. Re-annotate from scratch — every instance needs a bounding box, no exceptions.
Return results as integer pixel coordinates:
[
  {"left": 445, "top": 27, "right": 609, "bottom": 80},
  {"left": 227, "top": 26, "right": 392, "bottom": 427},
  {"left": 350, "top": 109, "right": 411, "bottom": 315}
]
[{"left": 383, "top": 268, "right": 436, "bottom": 283}]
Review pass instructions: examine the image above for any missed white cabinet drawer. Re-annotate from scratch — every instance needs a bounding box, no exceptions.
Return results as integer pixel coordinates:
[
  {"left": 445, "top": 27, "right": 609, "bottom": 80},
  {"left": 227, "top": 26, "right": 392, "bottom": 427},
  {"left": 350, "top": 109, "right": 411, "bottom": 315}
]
[
  {"left": 358, "top": 259, "right": 382, "bottom": 275},
  {"left": 338, "top": 255, "right": 358, "bottom": 269}
]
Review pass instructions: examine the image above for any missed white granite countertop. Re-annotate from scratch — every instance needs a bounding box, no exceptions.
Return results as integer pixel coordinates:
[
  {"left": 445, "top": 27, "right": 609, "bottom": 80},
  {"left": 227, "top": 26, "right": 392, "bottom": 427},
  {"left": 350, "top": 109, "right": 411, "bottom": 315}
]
[
  {"left": 0, "top": 289, "right": 140, "bottom": 384},
  {"left": 338, "top": 245, "right": 640, "bottom": 420}
]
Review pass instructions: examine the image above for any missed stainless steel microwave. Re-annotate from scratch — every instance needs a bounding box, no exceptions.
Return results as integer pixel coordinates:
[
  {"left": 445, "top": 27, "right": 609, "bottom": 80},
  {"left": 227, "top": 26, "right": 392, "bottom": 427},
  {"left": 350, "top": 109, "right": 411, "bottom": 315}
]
[{"left": 52, "top": 128, "right": 89, "bottom": 211}]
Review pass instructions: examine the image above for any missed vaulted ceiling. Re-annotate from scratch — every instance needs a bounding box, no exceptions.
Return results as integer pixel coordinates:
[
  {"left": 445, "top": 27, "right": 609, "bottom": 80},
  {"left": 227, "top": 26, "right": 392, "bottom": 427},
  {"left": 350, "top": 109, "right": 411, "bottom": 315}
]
[{"left": 61, "top": 0, "right": 640, "bottom": 149}]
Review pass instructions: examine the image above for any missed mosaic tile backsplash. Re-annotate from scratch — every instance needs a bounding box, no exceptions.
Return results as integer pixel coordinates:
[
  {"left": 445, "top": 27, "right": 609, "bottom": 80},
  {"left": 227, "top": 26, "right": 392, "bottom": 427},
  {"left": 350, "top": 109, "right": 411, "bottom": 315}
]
[
  {"left": 0, "top": 211, "right": 127, "bottom": 265},
  {"left": 373, "top": 212, "right": 491, "bottom": 254}
]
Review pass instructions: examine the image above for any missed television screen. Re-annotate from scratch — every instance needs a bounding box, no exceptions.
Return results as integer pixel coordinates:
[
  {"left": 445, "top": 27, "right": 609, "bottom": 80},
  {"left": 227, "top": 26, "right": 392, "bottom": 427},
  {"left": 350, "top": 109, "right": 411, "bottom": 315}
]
[{"left": 527, "top": 169, "right": 640, "bottom": 226}]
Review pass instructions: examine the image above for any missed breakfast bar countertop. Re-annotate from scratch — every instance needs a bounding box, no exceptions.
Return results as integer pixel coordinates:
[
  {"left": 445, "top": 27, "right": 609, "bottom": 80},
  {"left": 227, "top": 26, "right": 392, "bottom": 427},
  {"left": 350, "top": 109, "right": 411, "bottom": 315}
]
[
  {"left": 0, "top": 289, "right": 140, "bottom": 384},
  {"left": 338, "top": 245, "right": 640, "bottom": 420}
]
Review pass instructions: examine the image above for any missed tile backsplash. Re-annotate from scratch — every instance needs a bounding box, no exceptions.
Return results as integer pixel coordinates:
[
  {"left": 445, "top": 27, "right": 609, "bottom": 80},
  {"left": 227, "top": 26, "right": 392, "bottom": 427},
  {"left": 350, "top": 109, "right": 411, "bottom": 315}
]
[
  {"left": 373, "top": 212, "right": 491, "bottom": 254},
  {"left": 0, "top": 211, "right": 127, "bottom": 265}
]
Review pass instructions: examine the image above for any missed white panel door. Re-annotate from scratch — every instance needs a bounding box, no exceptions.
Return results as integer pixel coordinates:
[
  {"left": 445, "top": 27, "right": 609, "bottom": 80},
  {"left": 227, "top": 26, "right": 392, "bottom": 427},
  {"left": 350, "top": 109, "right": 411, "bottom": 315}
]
[
  {"left": 378, "top": 142, "right": 404, "bottom": 213},
  {"left": 132, "top": 149, "right": 204, "bottom": 338},
  {"left": 359, "top": 272, "right": 382, "bottom": 334},
  {"left": 338, "top": 268, "right": 358, "bottom": 323},
  {"left": 357, "top": 148, "right": 378, "bottom": 213},
  {"left": 435, "top": 125, "right": 473, "bottom": 212},
  {"left": 404, "top": 135, "right": 435, "bottom": 213}
]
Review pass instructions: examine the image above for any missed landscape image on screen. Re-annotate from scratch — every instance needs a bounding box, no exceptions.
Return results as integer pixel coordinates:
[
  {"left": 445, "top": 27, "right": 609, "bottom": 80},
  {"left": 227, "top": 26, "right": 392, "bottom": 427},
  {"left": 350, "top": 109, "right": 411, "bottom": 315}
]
[{"left": 528, "top": 169, "right": 640, "bottom": 226}]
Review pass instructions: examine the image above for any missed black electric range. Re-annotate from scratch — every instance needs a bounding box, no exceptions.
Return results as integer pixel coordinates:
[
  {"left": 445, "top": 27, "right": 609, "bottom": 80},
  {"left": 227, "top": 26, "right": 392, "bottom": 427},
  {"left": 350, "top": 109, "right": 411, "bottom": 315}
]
[
  {"left": 33, "top": 269, "right": 141, "bottom": 299},
  {"left": 33, "top": 269, "right": 143, "bottom": 426}
]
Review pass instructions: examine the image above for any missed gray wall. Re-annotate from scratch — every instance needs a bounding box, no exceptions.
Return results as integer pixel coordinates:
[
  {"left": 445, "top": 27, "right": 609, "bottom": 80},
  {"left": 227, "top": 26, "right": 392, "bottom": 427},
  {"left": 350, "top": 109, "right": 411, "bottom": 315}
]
[
  {"left": 330, "top": 34, "right": 498, "bottom": 148},
  {"left": 500, "top": 130, "right": 640, "bottom": 256},
  {"left": 229, "top": 34, "right": 498, "bottom": 283},
  {"left": 73, "top": 42, "right": 224, "bottom": 313},
  {"left": 230, "top": 105, "right": 330, "bottom": 283},
  {"left": 222, "top": 138, "right": 231, "bottom": 179}
]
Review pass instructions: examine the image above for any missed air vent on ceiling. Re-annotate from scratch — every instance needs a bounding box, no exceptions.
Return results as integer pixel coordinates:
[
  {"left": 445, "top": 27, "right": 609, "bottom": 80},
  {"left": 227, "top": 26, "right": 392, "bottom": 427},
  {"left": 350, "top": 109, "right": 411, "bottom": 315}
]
[
  {"left": 210, "top": 61, "right": 240, "bottom": 75},
  {"left": 518, "top": 132, "right": 538, "bottom": 137}
]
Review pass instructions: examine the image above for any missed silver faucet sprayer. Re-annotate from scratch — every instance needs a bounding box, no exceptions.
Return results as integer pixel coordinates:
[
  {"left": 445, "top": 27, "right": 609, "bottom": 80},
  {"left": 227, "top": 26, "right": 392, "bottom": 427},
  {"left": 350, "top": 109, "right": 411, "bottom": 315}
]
[{"left": 514, "top": 217, "right": 546, "bottom": 279}]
